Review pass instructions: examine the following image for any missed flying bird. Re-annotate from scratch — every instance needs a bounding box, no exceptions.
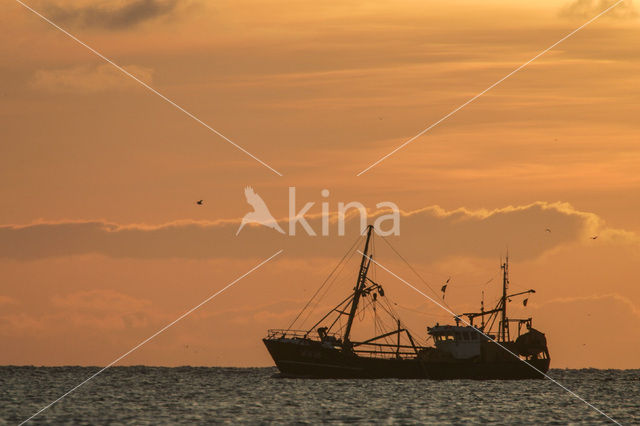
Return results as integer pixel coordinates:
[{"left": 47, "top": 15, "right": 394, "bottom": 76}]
[
  {"left": 545, "top": 228, "right": 551, "bottom": 233},
  {"left": 196, "top": 200, "right": 204, "bottom": 205},
  {"left": 591, "top": 235, "right": 598, "bottom": 240},
  {"left": 236, "top": 187, "right": 285, "bottom": 235},
  {"left": 523, "top": 298, "right": 528, "bottom": 307},
  {"left": 440, "top": 277, "right": 451, "bottom": 299}
]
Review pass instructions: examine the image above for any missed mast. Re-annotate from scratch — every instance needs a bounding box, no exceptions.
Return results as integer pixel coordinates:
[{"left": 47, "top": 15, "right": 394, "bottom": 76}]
[
  {"left": 481, "top": 291, "right": 485, "bottom": 330},
  {"left": 343, "top": 225, "right": 374, "bottom": 344},
  {"left": 396, "top": 319, "right": 401, "bottom": 359},
  {"left": 500, "top": 254, "right": 509, "bottom": 342}
]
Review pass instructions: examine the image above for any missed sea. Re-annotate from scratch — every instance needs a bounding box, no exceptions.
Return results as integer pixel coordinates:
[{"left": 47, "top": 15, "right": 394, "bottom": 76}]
[{"left": 1, "top": 367, "right": 638, "bottom": 424}]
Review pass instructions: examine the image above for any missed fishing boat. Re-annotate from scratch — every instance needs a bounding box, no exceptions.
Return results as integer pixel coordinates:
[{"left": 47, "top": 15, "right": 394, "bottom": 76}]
[{"left": 263, "top": 225, "right": 550, "bottom": 379}]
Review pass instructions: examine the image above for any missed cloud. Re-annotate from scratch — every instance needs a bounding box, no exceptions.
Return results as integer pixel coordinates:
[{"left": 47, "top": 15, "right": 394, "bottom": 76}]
[
  {"left": 532, "top": 293, "right": 640, "bottom": 368},
  {"left": 0, "top": 290, "right": 154, "bottom": 335},
  {"left": 559, "top": 0, "right": 638, "bottom": 20},
  {"left": 30, "top": 63, "right": 153, "bottom": 94},
  {"left": 44, "top": 0, "right": 184, "bottom": 30},
  {"left": 540, "top": 293, "right": 640, "bottom": 318},
  {"left": 51, "top": 289, "right": 153, "bottom": 329},
  {"left": 52, "top": 289, "right": 151, "bottom": 313},
  {"left": 0, "top": 296, "right": 18, "bottom": 306},
  {"left": 0, "top": 202, "right": 626, "bottom": 261}
]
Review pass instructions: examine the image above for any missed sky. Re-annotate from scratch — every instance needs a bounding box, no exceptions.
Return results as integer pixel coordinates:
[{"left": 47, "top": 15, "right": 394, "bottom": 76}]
[{"left": 1, "top": 0, "right": 639, "bottom": 368}]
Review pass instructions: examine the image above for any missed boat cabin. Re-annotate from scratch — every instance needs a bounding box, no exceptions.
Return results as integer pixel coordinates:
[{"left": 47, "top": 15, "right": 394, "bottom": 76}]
[{"left": 427, "top": 325, "right": 485, "bottom": 359}]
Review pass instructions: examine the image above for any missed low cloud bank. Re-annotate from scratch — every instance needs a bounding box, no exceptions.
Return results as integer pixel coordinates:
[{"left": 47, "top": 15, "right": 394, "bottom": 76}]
[
  {"left": 31, "top": 64, "right": 154, "bottom": 94},
  {"left": 44, "top": 0, "right": 185, "bottom": 30},
  {"left": 0, "top": 202, "right": 619, "bottom": 261}
]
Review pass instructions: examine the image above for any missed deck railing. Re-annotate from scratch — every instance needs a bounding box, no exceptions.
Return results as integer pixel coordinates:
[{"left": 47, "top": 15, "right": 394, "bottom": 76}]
[
  {"left": 266, "top": 329, "right": 421, "bottom": 359},
  {"left": 265, "top": 329, "right": 341, "bottom": 340},
  {"left": 352, "top": 349, "right": 417, "bottom": 359}
]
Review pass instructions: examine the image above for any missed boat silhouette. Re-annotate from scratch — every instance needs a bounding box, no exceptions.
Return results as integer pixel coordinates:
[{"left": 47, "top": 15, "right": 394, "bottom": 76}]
[{"left": 263, "top": 225, "right": 550, "bottom": 379}]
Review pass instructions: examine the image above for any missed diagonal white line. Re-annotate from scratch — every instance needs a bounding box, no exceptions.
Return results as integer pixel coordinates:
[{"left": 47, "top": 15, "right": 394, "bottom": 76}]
[
  {"left": 20, "top": 249, "right": 284, "bottom": 425},
  {"left": 357, "top": 250, "right": 621, "bottom": 425},
  {"left": 356, "top": 0, "right": 624, "bottom": 176},
  {"left": 14, "top": 0, "right": 283, "bottom": 177}
]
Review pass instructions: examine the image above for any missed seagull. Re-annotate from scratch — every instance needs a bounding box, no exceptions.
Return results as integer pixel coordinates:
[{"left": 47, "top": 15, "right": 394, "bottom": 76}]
[
  {"left": 196, "top": 200, "right": 204, "bottom": 205},
  {"left": 591, "top": 235, "right": 598, "bottom": 240},
  {"left": 236, "top": 187, "right": 285, "bottom": 235},
  {"left": 440, "top": 277, "right": 451, "bottom": 300}
]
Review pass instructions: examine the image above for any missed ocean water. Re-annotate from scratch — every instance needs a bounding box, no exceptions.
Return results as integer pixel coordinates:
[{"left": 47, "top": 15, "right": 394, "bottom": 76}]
[{"left": 1, "top": 367, "right": 638, "bottom": 424}]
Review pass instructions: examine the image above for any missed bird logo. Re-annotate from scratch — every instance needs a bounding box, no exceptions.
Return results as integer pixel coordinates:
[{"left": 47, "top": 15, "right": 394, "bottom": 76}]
[{"left": 236, "top": 187, "right": 285, "bottom": 235}]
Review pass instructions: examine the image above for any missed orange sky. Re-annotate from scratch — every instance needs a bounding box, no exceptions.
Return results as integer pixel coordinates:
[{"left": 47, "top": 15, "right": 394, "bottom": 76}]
[{"left": 1, "top": 0, "right": 639, "bottom": 368}]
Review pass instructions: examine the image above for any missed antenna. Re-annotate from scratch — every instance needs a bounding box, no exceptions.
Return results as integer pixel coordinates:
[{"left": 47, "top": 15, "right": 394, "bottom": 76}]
[
  {"left": 500, "top": 254, "right": 510, "bottom": 342},
  {"left": 481, "top": 290, "right": 485, "bottom": 330}
]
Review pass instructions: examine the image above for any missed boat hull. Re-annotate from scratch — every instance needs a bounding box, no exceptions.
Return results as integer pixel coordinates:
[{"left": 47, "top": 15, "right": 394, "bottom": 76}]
[{"left": 263, "top": 338, "right": 550, "bottom": 379}]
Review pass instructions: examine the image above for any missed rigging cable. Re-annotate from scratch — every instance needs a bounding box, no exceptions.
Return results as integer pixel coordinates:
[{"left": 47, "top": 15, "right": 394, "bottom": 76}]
[
  {"left": 286, "top": 233, "right": 364, "bottom": 330},
  {"left": 380, "top": 234, "right": 456, "bottom": 312},
  {"left": 299, "top": 233, "right": 368, "bottom": 328},
  {"left": 299, "top": 248, "right": 359, "bottom": 329}
]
